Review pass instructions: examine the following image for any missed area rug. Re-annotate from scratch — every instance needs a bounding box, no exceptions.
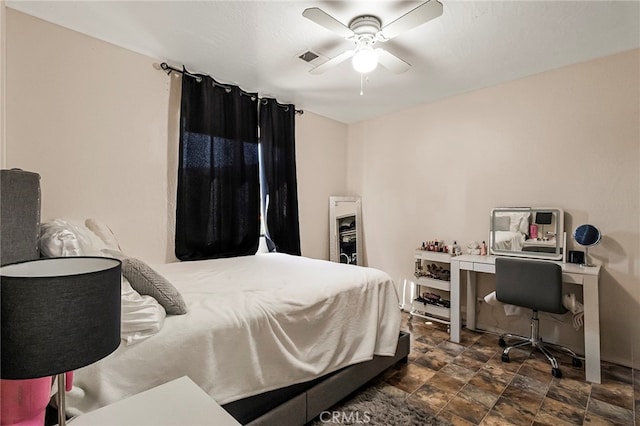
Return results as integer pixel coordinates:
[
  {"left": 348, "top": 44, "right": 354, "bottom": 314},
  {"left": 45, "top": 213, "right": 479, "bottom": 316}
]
[{"left": 308, "top": 384, "right": 450, "bottom": 425}]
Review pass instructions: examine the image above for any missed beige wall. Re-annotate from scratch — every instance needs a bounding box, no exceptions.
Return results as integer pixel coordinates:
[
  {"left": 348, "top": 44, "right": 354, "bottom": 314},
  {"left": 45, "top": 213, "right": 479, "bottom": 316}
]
[
  {"left": 296, "top": 112, "right": 348, "bottom": 260},
  {"left": 1, "top": 2, "right": 6, "bottom": 167},
  {"left": 6, "top": 9, "right": 172, "bottom": 263},
  {"left": 5, "top": 9, "right": 346, "bottom": 264},
  {"left": 347, "top": 49, "right": 640, "bottom": 366}
]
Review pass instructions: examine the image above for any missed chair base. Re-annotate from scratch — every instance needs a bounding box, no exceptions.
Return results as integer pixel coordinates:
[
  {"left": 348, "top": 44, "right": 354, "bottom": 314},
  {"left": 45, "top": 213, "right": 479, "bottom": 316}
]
[{"left": 498, "top": 312, "right": 582, "bottom": 378}]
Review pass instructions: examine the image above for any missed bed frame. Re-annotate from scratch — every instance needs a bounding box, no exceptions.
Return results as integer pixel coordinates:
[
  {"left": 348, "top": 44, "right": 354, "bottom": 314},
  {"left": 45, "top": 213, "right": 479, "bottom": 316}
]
[{"left": 1, "top": 169, "right": 410, "bottom": 426}]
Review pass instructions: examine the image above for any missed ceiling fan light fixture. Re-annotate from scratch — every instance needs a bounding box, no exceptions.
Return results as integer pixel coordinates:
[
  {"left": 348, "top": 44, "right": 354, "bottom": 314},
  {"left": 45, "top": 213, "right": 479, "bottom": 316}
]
[{"left": 352, "top": 47, "right": 378, "bottom": 74}]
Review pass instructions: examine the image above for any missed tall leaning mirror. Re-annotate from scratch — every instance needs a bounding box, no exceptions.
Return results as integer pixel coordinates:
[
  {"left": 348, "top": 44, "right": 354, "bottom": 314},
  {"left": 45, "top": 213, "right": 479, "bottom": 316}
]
[
  {"left": 489, "top": 207, "right": 565, "bottom": 261},
  {"left": 329, "top": 196, "right": 362, "bottom": 265}
]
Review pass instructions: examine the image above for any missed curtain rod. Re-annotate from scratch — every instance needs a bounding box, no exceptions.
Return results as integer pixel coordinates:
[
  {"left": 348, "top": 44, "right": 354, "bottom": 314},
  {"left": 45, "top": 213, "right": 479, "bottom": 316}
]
[{"left": 159, "top": 63, "right": 303, "bottom": 115}]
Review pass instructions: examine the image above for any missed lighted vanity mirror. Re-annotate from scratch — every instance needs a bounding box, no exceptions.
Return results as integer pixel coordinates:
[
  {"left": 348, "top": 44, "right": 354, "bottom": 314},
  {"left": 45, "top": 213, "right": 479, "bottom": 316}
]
[{"left": 489, "top": 207, "right": 565, "bottom": 261}]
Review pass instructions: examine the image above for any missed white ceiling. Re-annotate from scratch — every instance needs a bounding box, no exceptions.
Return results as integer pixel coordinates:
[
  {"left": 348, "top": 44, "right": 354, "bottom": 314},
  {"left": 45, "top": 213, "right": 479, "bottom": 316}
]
[{"left": 7, "top": 0, "right": 640, "bottom": 123}]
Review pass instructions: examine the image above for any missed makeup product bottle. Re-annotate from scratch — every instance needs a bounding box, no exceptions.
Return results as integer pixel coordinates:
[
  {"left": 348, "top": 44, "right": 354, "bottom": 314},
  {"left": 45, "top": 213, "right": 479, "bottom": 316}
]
[{"left": 480, "top": 241, "right": 487, "bottom": 256}]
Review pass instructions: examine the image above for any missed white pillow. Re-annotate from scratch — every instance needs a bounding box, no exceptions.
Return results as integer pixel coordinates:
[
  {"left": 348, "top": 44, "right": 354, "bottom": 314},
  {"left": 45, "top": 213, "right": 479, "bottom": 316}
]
[
  {"left": 39, "top": 218, "right": 108, "bottom": 257},
  {"left": 39, "top": 220, "right": 166, "bottom": 344},
  {"left": 501, "top": 212, "right": 530, "bottom": 234},
  {"left": 85, "top": 218, "right": 121, "bottom": 251},
  {"left": 120, "top": 276, "right": 166, "bottom": 346}
]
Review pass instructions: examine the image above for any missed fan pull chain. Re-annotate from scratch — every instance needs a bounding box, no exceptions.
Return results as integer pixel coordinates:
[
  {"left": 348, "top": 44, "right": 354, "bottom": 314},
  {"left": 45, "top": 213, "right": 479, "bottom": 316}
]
[{"left": 360, "top": 73, "right": 364, "bottom": 96}]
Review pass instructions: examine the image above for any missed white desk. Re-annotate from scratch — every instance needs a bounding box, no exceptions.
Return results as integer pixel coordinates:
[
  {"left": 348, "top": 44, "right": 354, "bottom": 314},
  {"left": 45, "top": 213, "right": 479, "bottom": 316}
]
[
  {"left": 69, "top": 376, "right": 241, "bottom": 426},
  {"left": 449, "top": 254, "right": 601, "bottom": 383}
]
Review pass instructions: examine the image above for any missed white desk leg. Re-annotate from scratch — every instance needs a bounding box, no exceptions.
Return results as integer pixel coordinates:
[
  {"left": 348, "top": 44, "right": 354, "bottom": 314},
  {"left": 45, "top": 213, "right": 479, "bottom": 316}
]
[
  {"left": 466, "top": 270, "right": 477, "bottom": 331},
  {"left": 449, "top": 261, "right": 461, "bottom": 343},
  {"left": 583, "top": 275, "right": 601, "bottom": 383}
]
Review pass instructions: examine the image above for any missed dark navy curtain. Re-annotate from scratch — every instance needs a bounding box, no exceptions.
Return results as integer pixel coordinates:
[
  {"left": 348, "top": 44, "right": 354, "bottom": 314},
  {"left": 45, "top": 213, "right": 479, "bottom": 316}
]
[
  {"left": 175, "top": 73, "right": 260, "bottom": 260},
  {"left": 259, "top": 99, "right": 301, "bottom": 255}
]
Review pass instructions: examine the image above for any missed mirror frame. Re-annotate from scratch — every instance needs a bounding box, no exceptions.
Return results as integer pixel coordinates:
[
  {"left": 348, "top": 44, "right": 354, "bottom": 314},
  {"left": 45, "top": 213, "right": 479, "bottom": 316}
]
[
  {"left": 329, "top": 196, "right": 363, "bottom": 266},
  {"left": 489, "top": 207, "right": 565, "bottom": 261}
]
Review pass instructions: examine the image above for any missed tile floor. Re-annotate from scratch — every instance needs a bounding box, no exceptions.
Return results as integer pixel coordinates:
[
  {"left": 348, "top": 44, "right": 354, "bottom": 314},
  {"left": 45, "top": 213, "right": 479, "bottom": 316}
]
[{"left": 381, "top": 312, "right": 638, "bottom": 425}]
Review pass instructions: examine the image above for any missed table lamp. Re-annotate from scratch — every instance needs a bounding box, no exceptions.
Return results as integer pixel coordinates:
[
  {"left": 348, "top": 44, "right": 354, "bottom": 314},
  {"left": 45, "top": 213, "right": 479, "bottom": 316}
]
[
  {"left": 1, "top": 257, "right": 122, "bottom": 426},
  {"left": 535, "top": 211, "right": 553, "bottom": 241}
]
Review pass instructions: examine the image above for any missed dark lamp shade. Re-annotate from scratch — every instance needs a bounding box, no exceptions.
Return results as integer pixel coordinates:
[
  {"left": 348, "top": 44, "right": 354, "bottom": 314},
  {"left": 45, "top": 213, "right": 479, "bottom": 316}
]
[
  {"left": 1, "top": 257, "right": 122, "bottom": 380},
  {"left": 535, "top": 212, "right": 553, "bottom": 225}
]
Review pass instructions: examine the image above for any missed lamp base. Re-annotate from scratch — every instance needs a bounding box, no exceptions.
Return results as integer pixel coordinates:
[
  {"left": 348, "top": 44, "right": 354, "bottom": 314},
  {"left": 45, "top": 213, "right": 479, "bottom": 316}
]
[{"left": 0, "top": 377, "right": 52, "bottom": 426}]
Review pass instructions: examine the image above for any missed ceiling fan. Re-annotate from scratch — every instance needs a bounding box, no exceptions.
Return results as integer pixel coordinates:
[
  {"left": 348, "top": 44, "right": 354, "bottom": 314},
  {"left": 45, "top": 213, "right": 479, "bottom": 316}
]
[{"left": 302, "top": 0, "right": 443, "bottom": 75}]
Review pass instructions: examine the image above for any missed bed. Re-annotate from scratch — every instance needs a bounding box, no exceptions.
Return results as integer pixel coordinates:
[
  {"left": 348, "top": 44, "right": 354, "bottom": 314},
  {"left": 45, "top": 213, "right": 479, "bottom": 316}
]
[
  {"left": 490, "top": 210, "right": 530, "bottom": 252},
  {"left": 0, "top": 169, "right": 410, "bottom": 426},
  {"left": 492, "top": 230, "right": 526, "bottom": 251}
]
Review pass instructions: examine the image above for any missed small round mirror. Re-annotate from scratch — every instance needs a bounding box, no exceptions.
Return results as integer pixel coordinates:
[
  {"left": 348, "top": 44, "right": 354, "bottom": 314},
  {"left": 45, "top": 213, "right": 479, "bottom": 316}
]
[
  {"left": 573, "top": 224, "right": 601, "bottom": 267},
  {"left": 573, "top": 224, "right": 601, "bottom": 247}
]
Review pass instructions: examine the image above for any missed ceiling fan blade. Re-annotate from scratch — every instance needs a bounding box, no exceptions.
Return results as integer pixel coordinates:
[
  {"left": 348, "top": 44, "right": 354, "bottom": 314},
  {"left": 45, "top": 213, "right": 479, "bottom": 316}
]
[
  {"left": 379, "top": 0, "right": 443, "bottom": 41},
  {"left": 302, "top": 8, "right": 354, "bottom": 38},
  {"left": 309, "top": 50, "right": 355, "bottom": 75},
  {"left": 376, "top": 48, "right": 411, "bottom": 74}
]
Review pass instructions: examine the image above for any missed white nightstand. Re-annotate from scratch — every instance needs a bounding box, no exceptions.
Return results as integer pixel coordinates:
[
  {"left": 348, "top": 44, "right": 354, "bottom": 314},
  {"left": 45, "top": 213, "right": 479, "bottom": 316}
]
[{"left": 68, "top": 376, "right": 241, "bottom": 426}]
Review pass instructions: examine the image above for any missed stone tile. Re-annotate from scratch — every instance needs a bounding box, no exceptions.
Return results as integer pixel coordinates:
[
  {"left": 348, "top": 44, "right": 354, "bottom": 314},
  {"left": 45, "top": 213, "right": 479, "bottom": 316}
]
[
  {"left": 600, "top": 361, "right": 633, "bottom": 385},
  {"left": 458, "top": 383, "right": 500, "bottom": 409},
  {"left": 538, "top": 396, "right": 585, "bottom": 424},
  {"left": 486, "top": 397, "right": 535, "bottom": 426},
  {"left": 452, "top": 352, "right": 486, "bottom": 372},
  {"left": 427, "top": 371, "right": 466, "bottom": 394},
  {"left": 508, "top": 374, "right": 549, "bottom": 396},
  {"left": 438, "top": 340, "right": 467, "bottom": 357},
  {"left": 407, "top": 350, "right": 423, "bottom": 363},
  {"left": 438, "top": 411, "right": 475, "bottom": 425},
  {"left": 387, "top": 363, "right": 436, "bottom": 394},
  {"left": 410, "top": 339, "right": 431, "bottom": 354},
  {"left": 407, "top": 382, "right": 456, "bottom": 416},
  {"left": 557, "top": 364, "right": 586, "bottom": 382},
  {"left": 507, "top": 347, "right": 533, "bottom": 361},
  {"left": 442, "top": 393, "right": 491, "bottom": 424},
  {"left": 396, "top": 311, "right": 637, "bottom": 426},
  {"left": 586, "top": 397, "right": 634, "bottom": 425},
  {"left": 517, "top": 361, "right": 555, "bottom": 386},
  {"left": 415, "top": 334, "right": 448, "bottom": 350},
  {"left": 583, "top": 413, "right": 618, "bottom": 425},
  {"left": 439, "top": 362, "right": 477, "bottom": 382},
  {"left": 415, "top": 347, "right": 455, "bottom": 371},
  {"left": 479, "top": 361, "right": 516, "bottom": 386},
  {"left": 464, "top": 344, "right": 500, "bottom": 363},
  {"left": 459, "top": 329, "right": 483, "bottom": 347},
  {"left": 546, "top": 379, "right": 590, "bottom": 408},
  {"left": 500, "top": 385, "right": 544, "bottom": 418},
  {"left": 590, "top": 379, "right": 634, "bottom": 410},
  {"left": 486, "top": 353, "right": 522, "bottom": 373},
  {"left": 532, "top": 411, "right": 574, "bottom": 426},
  {"left": 521, "top": 353, "right": 556, "bottom": 375},
  {"left": 475, "top": 332, "right": 503, "bottom": 347},
  {"left": 468, "top": 368, "right": 509, "bottom": 396},
  {"left": 480, "top": 410, "right": 514, "bottom": 426}
]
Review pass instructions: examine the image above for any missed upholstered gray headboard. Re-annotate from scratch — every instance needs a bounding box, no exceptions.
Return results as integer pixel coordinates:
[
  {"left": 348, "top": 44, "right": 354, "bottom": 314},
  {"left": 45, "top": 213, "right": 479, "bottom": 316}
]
[{"left": 0, "top": 169, "right": 41, "bottom": 266}]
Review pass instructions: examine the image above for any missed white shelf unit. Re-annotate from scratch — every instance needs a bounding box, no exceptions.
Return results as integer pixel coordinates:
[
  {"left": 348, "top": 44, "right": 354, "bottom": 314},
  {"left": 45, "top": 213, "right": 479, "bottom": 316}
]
[{"left": 409, "top": 251, "right": 452, "bottom": 328}]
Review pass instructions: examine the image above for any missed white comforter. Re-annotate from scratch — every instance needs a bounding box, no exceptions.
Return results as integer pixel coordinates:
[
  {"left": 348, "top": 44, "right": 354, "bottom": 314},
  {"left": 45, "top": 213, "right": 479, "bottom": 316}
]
[
  {"left": 493, "top": 231, "right": 526, "bottom": 251},
  {"left": 66, "top": 253, "right": 401, "bottom": 415}
]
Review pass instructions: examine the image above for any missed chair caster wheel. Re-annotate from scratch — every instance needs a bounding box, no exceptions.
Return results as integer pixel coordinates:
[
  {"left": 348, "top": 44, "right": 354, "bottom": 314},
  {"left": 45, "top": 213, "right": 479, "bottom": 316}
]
[
  {"left": 552, "top": 368, "right": 562, "bottom": 378},
  {"left": 572, "top": 358, "right": 582, "bottom": 368},
  {"left": 498, "top": 338, "right": 506, "bottom": 348},
  {"left": 501, "top": 353, "right": 510, "bottom": 363}
]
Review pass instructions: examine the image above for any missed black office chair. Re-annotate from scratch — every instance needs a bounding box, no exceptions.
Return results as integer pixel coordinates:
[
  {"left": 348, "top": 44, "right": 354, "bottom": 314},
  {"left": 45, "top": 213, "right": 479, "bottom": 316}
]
[{"left": 495, "top": 257, "right": 582, "bottom": 378}]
